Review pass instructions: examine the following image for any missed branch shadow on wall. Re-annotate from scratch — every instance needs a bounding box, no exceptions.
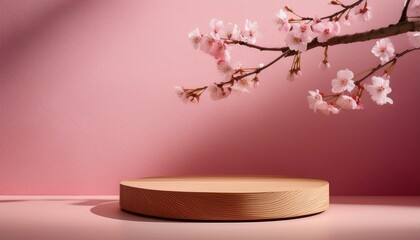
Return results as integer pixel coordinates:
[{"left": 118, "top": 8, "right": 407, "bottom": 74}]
[{"left": 0, "top": 0, "right": 89, "bottom": 70}]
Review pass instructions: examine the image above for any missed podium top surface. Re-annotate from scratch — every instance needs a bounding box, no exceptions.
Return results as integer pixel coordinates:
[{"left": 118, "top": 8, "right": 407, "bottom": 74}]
[{"left": 120, "top": 176, "right": 328, "bottom": 193}]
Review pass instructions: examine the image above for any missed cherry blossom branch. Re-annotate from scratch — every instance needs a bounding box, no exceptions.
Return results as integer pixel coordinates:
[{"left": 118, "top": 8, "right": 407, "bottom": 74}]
[
  {"left": 225, "top": 22, "right": 420, "bottom": 85},
  {"left": 217, "top": 50, "right": 292, "bottom": 87},
  {"left": 180, "top": 0, "right": 420, "bottom": 106},
  {"left": 308, "top": 20, "right": 420, "bottom": 50},
  {"left": 287, "top": 0, "right": 364, "bottom": 21},
  {"left": 235, "top": 50, "right": 291, "bottom": 79},
  {"left": 399, "top": 0, "right": 412, "bottom": 22},
  {"left": 227, "top": 20, "right": 420, "bottom": 54},
  {"left": 354, "top": 47, "right": 420, "bottom": 85},
  {"left": 307, "top": 47, "right": 420, "bottom": 115},
  {"left": 228, "top": 41, "right": 285, "bottom": 52},
  {"left": 226, "top": 0, "right": 364, "bottom": 52}
]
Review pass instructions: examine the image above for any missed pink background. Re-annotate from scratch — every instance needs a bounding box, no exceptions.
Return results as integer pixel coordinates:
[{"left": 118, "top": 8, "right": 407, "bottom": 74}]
[{"left": 0, "top": 0, "right": 419, "bottom": 195}]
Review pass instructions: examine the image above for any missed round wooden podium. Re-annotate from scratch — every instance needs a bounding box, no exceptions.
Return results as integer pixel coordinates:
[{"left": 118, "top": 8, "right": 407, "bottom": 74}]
[{"left": 120, "top": 176, "right": 329, "bottom": 221}]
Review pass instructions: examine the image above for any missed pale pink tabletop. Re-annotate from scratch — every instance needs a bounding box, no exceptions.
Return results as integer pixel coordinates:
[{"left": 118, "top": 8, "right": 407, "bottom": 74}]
[{"left": 1, "top": 196, "right": 419, "bottom": 240}]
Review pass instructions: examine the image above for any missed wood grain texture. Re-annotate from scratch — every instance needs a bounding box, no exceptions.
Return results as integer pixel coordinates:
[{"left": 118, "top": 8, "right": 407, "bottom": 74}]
[{"left": 119, "top": 176, "right": 329, "bottom": 221}]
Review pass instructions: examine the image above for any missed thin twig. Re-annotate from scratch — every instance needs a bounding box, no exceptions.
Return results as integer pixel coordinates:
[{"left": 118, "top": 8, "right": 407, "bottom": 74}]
[
  {"left": 354, "top": 47, "right": 420, "bottom": 85},
  {"left": 218, "top": 50, "right": 292, "bottom": 87},
  {"left": 399, "top": 0, "right": 412, "bottom": 23}
]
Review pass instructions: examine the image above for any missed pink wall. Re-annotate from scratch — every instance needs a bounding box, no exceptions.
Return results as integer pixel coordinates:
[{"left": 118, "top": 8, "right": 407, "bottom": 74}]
[{"left": 1, "top": 0, "right": 419, "bottom": 195}]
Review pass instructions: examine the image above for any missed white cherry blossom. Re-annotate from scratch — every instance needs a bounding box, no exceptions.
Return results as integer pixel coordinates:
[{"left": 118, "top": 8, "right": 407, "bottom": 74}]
[
  {"left": 307, "top": 90, "right": 339, "bottom": 115},
  {"left": 209, "top": 84, "right": 231, "bottom": 100},
  {"left": 243, "top": 19, "right": 259, "bottom": 44},
  {"left": 285, "top": 23, "right": 314, "bottom": 52},
  {"left": 331, "top": 69, "right": 355, "bottom": 93},
  {"left": 319, "top": 60, "right": 331, "bottom": 70},
  {"left": 200, "top": 33, "right": 216, "bottom": 53},
  {"left": 216, "top": 60, "right": 233, "bottom": 75},
  {"left": 364, "top": 76, "right": 393, "bottom": 105},
  {"left": 274, "top": 9, "right": 291, "bottom": 32},
  {"left": 188, "top": 28, "right": 202, "bottom": 49},
  {"left": 355, "top": 3, "right": 372, "bottom": 21},
  {"left": 340, "top": 11, "right": 354, "bottom": 26},
  {"left": 307, "top": 89, "right": 325, "bottom": 112},
  {"left": 312, "top": 21, "right": 341, "bottom": 43},
  {"left": 287, "top": 69, "right": 302, "bottom": 81},
  {"left": 220, "top": 23, "right": 240, "bottom": 41},
  {"left": 209, "top": 18, "right": 224, "bottom": 36},
  {"left": 407, "top": 32, "right": 420, "bottom": 48},
  {"left": 209, "top": 39, "right": 228, "bottom": 60},
  {"left": 318, "top": 102, "right": 340, "bottom": 115},
  {"left": 371, "top": 38, "right": 395, "bottom": 64},
  {"left": 336, "top": 95, "right": 358, "bottom": 109},
  {"left": 232, "top": 78, "right": 251, "bottom": 93}
]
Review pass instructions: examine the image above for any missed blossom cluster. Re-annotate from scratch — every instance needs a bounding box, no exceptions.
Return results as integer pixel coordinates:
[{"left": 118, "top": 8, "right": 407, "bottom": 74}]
[
  {"left": 275, "top": 1, "right": 372, "bottom": 52},
  {"left": 186, "top": 18, "right": 261, "bottom": 101},
  {"left": 307, "top": 37, "right": 397, "bottom": 115},
  {"left": 188, "top": 18, "right": 259, "bottom": 62},
  {"left": 177, "top": 0, "right": 420, "bottom": 115},
  {"left": 275, "top": 1, "right": 374, "bottom": 79}
]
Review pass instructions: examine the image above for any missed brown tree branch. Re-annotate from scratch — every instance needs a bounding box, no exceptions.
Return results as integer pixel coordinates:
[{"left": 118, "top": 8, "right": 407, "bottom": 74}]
[
  {"left": 307, "top": 20, "right": 420, "bottom": 50},
  {"left": 230, "top": 20, "right": 420, "bottom": 54},
  {"left": 399, "top": 0, "right": 412, "bottom": 23},
  {"left": 188, "top": 21, "right": 420, "bottom": 96},
  {"left": 233, "top": 21, "right": 420, "bottom": 82}
]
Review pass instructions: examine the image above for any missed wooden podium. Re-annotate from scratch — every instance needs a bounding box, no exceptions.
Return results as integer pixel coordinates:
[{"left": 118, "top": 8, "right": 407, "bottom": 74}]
[{"left": 120, "top": 176, "right": 329, "bottom": 221}]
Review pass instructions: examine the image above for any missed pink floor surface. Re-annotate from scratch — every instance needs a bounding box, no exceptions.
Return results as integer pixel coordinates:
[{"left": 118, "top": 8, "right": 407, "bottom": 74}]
[{"left": 0, "top": 196, "right": 419, "bottom": 240}]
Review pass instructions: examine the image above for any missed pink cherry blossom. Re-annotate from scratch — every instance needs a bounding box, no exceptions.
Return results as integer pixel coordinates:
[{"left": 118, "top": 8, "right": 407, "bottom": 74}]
[
  {"left": 312, "top": 15, "right": 321, "bottom": 24},
  {"left": 287, "top": 69, "right": 302, "bottom": 81},
  {"left": 336, "top": 95, "right": 358, "bottom": 110},
  {"left": 200, "top": 34, "right": 217, "bottom": 53},
  {"left": 331, "top": 69, "right": 355, "bottom": 93},
  {"left": 223, "top": 50, "right": 231, "bottom": 62},
  {"left": 307, "top": 89, "right": 324, "bottom": 112},
  {"left": 274, "top": 9, "right": 291, "bottom": 32},
  {"left": 174, "top": 86, "right": 197, "bottom": 103},
  {"left": 312, "top": 21, "right": 341, "bottom": 43},
  {"left": 318, "top": 102, "right": 340, "bottom": 115},
  {"left": 188, "top": 28, "right": 202, "bottom": 49},
  {"left": 174, "top": 86, "right": 186, "bottom": 100},
  {"left": 407, "top": 0, "right": 420, "bottom": 18},
  {"left": 371, "top": 38, "right": 395, "bottom": 64},
  {"left": 407, "top": 32, "right": 420, "bottom": 48},
  {"left": 354, "top": 2, "right": 372, "bottom": 21},
  {"left": 285, "top": 23, "right": 314, "bottom": 52},
  {"left": 209, "top": 18, "right": 224, "bottom": 36},
  {"left": 242, "top": 19, "right": 259, "bottom": 44},
  {"left": 208, "top": 39, "right": 228, "bottom": 60},
  {"left": 319, "top": 60, "right": 331, "bottom": 70},
  {"left": 209, "top": 84, "right": 231, "bottom": 100},
  {"left": 232, "top": 78, "right": 251, "bottom": 93},
  {"left": 251, "top": 76, "right": 260, "bottom": 88},
  {"left": 340, "top": 11, "right": 354, "bottom": 26},
  {"left": 216, "top": 59, "right": 234, "bottom": 75},
  {"left": 307, "top": 89, "right": 339, "bottom": 115},
  {"left": 364, "top": 76, "right": 393, "bottom": 105},
  {"left": 220, "top": 23, "right": 240, "bottom": 41}
]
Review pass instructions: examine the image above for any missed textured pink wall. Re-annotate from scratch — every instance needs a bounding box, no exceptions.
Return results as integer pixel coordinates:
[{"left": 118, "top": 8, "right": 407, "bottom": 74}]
[{"left": 0, "top": 0, "right": 419, "bottom": 195}]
